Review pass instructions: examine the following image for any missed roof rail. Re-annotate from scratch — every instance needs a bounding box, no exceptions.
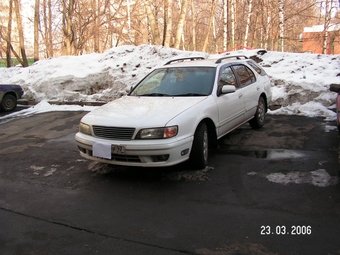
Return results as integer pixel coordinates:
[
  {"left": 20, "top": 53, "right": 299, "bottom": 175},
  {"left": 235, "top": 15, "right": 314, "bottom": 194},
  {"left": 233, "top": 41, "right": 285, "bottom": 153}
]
[
  {"left": 164, "top": 57, "right": 205, "bottom": 65},
  {"left": 215, "top": 55, "right": 248, "bottom": 64}
]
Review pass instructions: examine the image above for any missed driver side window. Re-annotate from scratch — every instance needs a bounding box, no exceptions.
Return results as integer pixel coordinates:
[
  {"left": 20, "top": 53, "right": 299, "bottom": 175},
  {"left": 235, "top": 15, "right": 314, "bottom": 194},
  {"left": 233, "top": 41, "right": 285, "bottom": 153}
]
[{"left": 218, "top": 67, "right": 237, "bottom": 91}]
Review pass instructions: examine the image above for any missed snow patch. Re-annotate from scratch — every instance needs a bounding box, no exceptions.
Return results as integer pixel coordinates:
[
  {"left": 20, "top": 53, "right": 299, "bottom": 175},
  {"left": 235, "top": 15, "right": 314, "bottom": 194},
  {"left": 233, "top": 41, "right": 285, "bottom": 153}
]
[{"left": 266, "top": 169, "right": 338, "bottom": 187}]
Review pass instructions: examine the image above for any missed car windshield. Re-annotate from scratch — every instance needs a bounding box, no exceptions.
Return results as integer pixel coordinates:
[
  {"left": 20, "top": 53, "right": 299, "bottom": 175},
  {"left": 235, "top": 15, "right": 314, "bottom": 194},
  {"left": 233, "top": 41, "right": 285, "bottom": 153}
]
[{"left": 130, "top": 67, "right": 216, "bottom": 97}]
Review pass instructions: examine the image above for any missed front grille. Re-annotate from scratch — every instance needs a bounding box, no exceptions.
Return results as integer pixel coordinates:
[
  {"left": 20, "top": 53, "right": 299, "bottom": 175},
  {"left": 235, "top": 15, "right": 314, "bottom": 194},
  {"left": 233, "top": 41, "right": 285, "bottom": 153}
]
[{"left": 92, "top": 126, "right": 135, "bottom": 140}]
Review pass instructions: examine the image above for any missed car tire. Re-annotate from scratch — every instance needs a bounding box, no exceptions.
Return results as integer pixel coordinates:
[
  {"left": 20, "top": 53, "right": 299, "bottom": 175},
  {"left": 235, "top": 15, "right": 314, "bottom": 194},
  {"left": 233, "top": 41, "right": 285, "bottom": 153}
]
[
  {"left": 1, "top": 94, "right": 17, "bottom": 112},
  {"left": 249, "top": 97, "right": 266, "bottom": 129},
  {"left": 190, "top": 122, "right": 208, "bottom": 169}
]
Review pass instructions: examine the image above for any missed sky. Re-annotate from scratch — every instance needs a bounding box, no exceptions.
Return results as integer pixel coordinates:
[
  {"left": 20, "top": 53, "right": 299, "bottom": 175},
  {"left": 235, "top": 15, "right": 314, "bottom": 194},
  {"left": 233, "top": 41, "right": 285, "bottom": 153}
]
[{"left": 0, "top": 44, "right": 339, "bottom": 131}]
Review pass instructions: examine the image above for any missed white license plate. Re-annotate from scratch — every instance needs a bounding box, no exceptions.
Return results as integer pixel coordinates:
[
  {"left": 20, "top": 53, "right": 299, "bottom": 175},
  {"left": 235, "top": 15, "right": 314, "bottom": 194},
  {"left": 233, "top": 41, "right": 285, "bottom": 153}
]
[{"left": 111, "top": 145, "right": 125, "bottom": 155}]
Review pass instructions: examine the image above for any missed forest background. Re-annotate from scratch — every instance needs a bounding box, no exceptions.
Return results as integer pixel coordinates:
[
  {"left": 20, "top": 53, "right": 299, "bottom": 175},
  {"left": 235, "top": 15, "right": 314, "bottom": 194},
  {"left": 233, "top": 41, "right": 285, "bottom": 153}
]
[{"left": 0, "top": 0, "right": 340, "bottom": 67}]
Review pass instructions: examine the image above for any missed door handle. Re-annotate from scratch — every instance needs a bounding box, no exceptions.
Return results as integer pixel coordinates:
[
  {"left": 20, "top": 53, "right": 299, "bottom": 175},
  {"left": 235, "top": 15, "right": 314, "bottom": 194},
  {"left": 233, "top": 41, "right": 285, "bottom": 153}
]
[
  {"left": 257, "top": 86, "right": 260, "bottom": 90},
  {"left": 238, "top": 93, "right": 243, "bottom": 99}
]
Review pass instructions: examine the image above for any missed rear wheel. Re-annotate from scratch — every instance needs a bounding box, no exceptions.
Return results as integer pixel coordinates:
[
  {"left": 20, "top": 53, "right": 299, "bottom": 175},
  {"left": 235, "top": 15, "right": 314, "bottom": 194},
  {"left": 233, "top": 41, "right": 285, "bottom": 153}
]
[
  {"left": 249, "top": 97, "right": 266, "bottom": 129},
  {"left": 190, "top": 122, "right": 208, "bottom": 169},
  {"left": 1, "top": 94, "right": 17, "bottom": 112}
]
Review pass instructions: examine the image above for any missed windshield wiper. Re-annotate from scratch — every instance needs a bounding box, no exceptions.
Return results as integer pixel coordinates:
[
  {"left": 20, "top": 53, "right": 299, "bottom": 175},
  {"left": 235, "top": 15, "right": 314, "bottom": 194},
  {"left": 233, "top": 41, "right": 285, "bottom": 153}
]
[
  {"left": 175, "top": 93, "right": 207, "bottom": 96},
  {"left": 138, "top": 93, "right": 170, "bottom": 97}
]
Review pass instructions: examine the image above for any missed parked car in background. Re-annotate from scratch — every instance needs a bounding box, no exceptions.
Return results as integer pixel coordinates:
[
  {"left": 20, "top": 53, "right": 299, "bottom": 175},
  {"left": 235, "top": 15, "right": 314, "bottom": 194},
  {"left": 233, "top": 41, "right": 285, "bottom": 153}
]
[
  {"left": 75, "top": 55, "right": 272, "bottom": 169},
  {"left": 0, "top": 84, "right": 24, "bottom": 112},
  {"left": 330, "top": 83, "right": 340, "bottom": 134}
]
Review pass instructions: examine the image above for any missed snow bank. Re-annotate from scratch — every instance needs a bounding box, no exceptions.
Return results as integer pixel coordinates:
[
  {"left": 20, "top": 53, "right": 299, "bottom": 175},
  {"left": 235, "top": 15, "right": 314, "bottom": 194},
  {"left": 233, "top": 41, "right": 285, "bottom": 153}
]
[{"left": 0, "top": 44, "right": 339, "bottom": 120}]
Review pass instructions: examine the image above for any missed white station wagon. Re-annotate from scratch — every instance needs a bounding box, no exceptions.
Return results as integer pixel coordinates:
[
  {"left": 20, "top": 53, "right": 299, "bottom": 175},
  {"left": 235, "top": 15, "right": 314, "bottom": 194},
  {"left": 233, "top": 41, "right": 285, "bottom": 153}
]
[{"left": 75, "top": 55, "right": 272, "bottom": 169}]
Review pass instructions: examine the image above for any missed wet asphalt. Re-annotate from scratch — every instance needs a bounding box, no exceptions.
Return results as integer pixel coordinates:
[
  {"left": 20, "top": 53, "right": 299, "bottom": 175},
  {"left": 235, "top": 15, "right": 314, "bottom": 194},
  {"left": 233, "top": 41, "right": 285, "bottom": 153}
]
[{"left": 0, "top": 110, "right": 339, "bottom": 255}]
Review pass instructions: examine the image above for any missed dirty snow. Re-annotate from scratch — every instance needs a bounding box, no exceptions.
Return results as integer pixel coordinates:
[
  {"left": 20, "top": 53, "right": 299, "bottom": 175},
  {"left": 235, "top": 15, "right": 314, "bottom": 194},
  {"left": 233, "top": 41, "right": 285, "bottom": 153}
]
[
  {"left": 266, "top": 169, "right": 339, "bottom": 187},
  {"left": 0, "top": 44, "right": 339, "bottom": 122}
]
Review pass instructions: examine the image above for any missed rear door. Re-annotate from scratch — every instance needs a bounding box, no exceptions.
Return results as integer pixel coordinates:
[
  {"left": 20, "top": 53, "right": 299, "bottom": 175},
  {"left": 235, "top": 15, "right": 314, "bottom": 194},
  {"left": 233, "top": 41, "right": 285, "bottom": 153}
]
[{"left": 232, "top": 64, "right": 259, "bottom": 120}]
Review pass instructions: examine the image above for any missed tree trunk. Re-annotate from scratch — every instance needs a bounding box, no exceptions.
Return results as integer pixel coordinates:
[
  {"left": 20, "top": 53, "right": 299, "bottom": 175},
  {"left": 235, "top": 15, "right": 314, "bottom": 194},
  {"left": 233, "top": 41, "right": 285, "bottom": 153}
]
[
  {"left": 223, "top": 0, "right": 228, "bottom": 51},
  {"left": 43, "top": 0, "right": 53, "bottom": 57},
  {"left": 47, "top": 0, "right": 53, "bottom": 56},
  {"left": 6, "top": 0, "right": 13, "bottom": 67},
  {"left": 231, "top": 0, "right": 236, "bottom": 50},
  {"left": 14, "top": 0, "right": 28, "bottom": 67},
  {"left": 34, "top": 0, "right": 40, "bottom": 62},
  {"left": 278, "top": 0, "right": 284, "bottom": 52},
  {"left": 174, "top": 0, "right": 188, "bottom": 49},
  {"left": 244, "top": 0, "right": 253, "bottom": 48},
  {"left": 322, "top": 0, "right": 332, "bottom": 54},
  {"left": 145, "top": 0, "right": 161, "bottom": 45},
  {"left": 62, "top": 0, "right": 75, "bottom": 55},
  {"left": 191, "top": 0, "right": 196, "bottom": 51},
  {"left": 202, "top": 0, "right": 217, "bottom": 52},
  {"left": 163, "top": 0, "right": 172, "bottom": 47}
]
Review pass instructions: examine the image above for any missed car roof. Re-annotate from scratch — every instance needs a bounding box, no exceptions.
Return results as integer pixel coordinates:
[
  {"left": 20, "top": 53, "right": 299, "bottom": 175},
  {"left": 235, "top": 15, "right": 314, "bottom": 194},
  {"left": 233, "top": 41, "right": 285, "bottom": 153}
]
[{"left": 161, "top": 55, "right": 251, "bottom": 68}]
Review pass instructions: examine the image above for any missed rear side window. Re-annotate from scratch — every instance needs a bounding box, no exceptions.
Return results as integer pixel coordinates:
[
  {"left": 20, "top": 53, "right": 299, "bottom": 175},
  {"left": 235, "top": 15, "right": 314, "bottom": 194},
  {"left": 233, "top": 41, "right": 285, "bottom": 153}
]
[
  {"left": 232, "top": 65, "right": 256, "bottom": 87},
  {"left": 247, "top": 60, "right": 267, "bottom": 76}
]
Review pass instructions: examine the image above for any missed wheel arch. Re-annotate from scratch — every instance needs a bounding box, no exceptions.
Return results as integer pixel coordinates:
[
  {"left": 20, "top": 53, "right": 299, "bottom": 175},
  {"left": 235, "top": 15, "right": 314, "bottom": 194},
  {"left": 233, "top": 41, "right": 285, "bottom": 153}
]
[
  {"left": 260, "top": 92, "right": 268, "bottom": 112},
  {"left": 3, "top": 91, "right": 18, "bottom": 99},
  {"left": 199, "top": 118, "right": 218, "bottom": 149}
]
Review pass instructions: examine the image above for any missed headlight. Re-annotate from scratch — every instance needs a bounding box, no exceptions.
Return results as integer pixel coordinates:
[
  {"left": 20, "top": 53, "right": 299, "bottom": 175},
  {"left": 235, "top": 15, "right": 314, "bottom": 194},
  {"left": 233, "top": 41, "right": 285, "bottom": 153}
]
[
  {"left": 137, "top": 126, "right": 178, "bottom": 139},
  {"left": 79, "top": 122, "right": 92, "bottom": 136}
]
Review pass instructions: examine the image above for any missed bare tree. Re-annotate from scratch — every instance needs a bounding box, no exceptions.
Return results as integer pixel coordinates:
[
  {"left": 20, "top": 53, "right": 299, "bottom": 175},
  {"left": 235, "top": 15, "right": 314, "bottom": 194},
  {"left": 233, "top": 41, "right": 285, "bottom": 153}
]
[
  {"left": 0, "top": 0, "right": 329, "bottom": 60},
  {"left": 145, "top": 0, "right": 162, "bottom": 45},
  {"left": 163, "top": 0, "right": 172, "bottom": 47},
  {"left": 244, "top": 0, "right": 253, "bottom": 48},
  {"left": 222, "top": 0, "right": 228, "bottom": 51},
  {"left": 34, "top": 0, "right": 40, "bottom": 62},
  {"left": 61, "top": 0, "right": 75, "bottom": 55},
  {"left": 174, "top": 0, "right": 188, "bottom": 49},
  {"left": 230, "top": 0, "right": 236, "bottom": 49},
  {"left": 202, "top": 0, "right": 217, "bottom": 52},
  {"left": 6, "top": 0, "right": 13, "bottom": 67},
  {"left": 13, "top": 0, "right": 28, "bottom": 67},
  {"left": 278, "top": 0, "right": 284, "bottom": 51}
]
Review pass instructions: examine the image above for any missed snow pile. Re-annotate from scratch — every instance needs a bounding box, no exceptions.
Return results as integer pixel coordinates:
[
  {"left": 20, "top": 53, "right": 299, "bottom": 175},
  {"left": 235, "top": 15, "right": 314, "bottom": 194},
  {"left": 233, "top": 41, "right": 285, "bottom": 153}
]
[
  {"left": 0, "top": 44, "right": 339, "bottom": 120},
  {"left": 0, "top": 45, "right": 207, "bottom": 103}
]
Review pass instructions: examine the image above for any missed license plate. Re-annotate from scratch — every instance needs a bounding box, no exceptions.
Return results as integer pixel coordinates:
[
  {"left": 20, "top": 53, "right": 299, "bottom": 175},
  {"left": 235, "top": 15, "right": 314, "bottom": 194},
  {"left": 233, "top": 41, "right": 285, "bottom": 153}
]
[{"left": 111, "top": 145, "right": 125, "bottom": 155}]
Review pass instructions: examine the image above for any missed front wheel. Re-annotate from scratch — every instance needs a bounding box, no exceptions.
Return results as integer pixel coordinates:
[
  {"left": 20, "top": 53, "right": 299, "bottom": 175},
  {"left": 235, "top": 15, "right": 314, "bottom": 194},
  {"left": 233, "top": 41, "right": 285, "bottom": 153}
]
[
  {"left": 249, "top": 97, "right": 266, "bottom": 129},
  {"left": 189, "top": 122, "right": 208, "bottom": 169},
  {"left": 1, "top": 94, "right": 17, "bottom": 112}
]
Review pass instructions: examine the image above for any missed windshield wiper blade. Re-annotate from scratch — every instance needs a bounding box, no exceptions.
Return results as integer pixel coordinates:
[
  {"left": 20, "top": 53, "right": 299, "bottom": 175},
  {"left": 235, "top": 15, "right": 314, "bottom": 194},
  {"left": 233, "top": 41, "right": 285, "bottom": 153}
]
[
  {"left": 138, "top": 93, "right": 170, "bottom": 97},
  {"left": 175, "top": 93, "right": 207, "bottom": 96}
]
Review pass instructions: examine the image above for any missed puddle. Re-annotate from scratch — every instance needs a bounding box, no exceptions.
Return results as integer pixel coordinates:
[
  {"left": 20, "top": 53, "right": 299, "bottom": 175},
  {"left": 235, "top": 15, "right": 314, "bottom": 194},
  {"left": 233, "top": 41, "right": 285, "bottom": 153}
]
[{"left": 221, "top": 149, "right": 304, "bottom": 159}]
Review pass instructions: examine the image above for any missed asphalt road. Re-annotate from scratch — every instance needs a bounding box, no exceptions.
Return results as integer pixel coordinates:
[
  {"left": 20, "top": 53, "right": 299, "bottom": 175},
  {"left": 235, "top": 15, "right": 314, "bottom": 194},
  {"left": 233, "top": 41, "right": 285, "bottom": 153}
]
[{"left": 0, "top": 110, "right": 340, "bottom": 255}]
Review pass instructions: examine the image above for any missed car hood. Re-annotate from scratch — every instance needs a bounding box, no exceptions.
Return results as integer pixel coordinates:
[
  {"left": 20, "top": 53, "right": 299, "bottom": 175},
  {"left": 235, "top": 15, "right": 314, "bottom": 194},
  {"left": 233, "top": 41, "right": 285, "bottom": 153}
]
[{"left": 82, "top": 96, "right": 207, "bottom": 127}]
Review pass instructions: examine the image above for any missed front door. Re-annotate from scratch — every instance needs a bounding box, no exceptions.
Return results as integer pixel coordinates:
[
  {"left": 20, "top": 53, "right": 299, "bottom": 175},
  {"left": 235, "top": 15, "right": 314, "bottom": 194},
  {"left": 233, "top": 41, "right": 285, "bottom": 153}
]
[{"left": 216, "top": 66, "right": 245, "bottom": 137}]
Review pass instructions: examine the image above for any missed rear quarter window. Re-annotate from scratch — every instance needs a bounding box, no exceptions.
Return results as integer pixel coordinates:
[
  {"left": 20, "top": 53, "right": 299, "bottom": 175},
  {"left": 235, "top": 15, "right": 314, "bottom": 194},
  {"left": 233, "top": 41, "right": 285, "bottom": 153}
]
[
  {"left": 232, "top": 65, "right": 256, "bottom": 88},
  {"left": 247, "top": 60, "right": 268, "bottom": 76}
]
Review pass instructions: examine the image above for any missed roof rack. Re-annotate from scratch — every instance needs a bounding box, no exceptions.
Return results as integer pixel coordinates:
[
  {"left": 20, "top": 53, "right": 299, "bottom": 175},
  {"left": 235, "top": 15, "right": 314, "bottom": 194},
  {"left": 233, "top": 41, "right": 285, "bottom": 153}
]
[
  {"left": 164, "top": 57, "right": 205, "bottom": 65},
  {"left": 215, "top": 55, "right": 248, "bottom": 64}
]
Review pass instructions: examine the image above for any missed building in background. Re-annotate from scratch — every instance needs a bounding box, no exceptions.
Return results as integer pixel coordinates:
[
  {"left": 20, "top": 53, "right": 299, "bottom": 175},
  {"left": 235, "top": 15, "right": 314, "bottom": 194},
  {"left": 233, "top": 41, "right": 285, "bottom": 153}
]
[{"left": 301, "top": 23, "right": 340, "bottom": 54}]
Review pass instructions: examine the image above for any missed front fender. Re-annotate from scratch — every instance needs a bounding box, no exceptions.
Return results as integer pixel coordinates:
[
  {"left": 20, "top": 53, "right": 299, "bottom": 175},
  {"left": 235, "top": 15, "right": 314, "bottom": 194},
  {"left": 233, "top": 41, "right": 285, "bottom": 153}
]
[{"left": 167, "top": 96, "right": 218, "bottom": 139}]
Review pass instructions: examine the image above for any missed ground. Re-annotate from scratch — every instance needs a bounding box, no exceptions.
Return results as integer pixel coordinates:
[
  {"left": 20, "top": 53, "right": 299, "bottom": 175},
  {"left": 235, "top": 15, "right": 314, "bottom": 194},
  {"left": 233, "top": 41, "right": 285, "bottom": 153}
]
[{"left": 0, "top": 111, "right": 340, "bottom": 255}]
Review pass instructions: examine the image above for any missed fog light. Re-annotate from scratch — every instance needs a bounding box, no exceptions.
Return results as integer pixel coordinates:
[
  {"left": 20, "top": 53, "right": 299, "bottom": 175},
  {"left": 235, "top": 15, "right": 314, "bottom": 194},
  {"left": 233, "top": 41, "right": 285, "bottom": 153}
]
[
  {"left": 181, "top": 148, "right": 189, "bottom": 156},
  {"left": 151, "top": 155, "right": 170, "bottom": 162}
]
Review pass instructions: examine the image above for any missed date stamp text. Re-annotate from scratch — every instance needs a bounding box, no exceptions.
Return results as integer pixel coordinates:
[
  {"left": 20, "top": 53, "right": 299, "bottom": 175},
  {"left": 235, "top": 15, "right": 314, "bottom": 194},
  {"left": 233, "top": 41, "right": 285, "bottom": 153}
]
[{"left": 260, "top": 225, "right": 312, "bottom": 235}]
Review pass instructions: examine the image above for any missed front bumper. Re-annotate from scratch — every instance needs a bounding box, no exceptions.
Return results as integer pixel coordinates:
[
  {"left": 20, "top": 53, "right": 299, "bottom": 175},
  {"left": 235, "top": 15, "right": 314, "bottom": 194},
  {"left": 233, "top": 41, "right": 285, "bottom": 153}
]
[{"left": 75, "top": 132, "right": 194, "bottom": 167}]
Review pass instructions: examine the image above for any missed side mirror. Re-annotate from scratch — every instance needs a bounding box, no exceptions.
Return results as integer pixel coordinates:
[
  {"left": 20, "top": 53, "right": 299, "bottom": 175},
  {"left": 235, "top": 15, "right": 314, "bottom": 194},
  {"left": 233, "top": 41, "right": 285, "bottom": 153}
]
[
  {"left": 330, "top": 84, "right": 340, "bottom": 93},
  {"left": 221, "top": 85, "right": 236, "bottom": 94}
]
